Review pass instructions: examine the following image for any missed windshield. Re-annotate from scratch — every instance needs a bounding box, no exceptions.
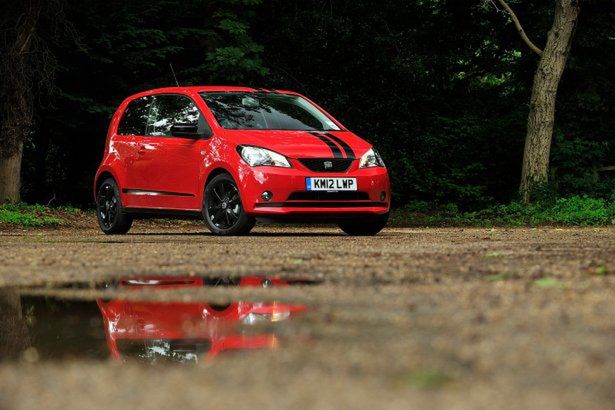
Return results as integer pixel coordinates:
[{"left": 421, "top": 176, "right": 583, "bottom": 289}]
[{"left": 199, "top": 92, "right": 341, "bottom": 131}]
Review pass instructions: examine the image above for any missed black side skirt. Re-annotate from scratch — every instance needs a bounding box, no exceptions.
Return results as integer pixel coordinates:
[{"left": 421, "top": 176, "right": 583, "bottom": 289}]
[{"left": 124, "top": 208, "right": 202, "bottom": 219}]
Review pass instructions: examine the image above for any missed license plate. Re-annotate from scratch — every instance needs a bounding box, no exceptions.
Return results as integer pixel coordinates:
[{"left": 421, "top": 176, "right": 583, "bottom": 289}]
[{"left": 306, "top": 177, "right": 357, "bottom": 191}]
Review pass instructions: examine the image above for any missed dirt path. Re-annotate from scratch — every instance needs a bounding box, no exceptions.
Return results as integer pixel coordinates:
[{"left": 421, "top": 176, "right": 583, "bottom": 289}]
[{"left": 0, "top": 220, "right": 614, "bottom": 409}]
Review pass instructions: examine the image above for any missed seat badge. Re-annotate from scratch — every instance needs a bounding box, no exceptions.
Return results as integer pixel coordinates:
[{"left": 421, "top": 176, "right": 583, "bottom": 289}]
[{"left": 324, "top": 161, "right": 333, "bottom": 169}]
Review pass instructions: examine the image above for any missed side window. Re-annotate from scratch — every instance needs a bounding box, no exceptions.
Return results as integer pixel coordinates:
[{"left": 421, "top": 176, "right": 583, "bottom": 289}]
[
  {"left": 146, "top": 94, "right": 211, "bottom": 137},
  {"left": 117, "top": 96, "right": 152, "bottom": 136}
]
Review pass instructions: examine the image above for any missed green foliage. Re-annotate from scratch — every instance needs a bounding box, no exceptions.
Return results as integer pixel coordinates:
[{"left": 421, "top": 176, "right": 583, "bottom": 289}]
[
  {"left": 205, "top": 2, "right": 269, "bottom": 82},
  {"left": 22, "top": 0, "right": 268, "bottom": 205},
  {"left": 395, "top": 369, "right": 453, "bottom": 389},
  {"left": 0, "top": 204, "right": 62, "bottom": 227},
  {"left": 532, "top": 278, "right": 566, "bottom": 289},
  {"left": 393, "top": 196, "right": 615, "bottom": 226},
  {"left": 470, "top": 196, "right": 614, "bottom": 225},
  {"left": 15, "top": 0, "right": 615, "bottom": 209},
  {"left": 593, "top": 266, "right": 607, "bottom": 276},
  {"left": 541, "top": 196, "right": 612, "bottom": 225},
  {"left": 484, "top": 252, "right": 504, "bottom": 258},
  {"left": 551, "top": 132, "right": 614, "bottom": 198},
  {"left": 256, "top": 0, "right": 614, "bottom": 209},
  {"left": 485, "top": 272, "right": 513, "bottom": 282}
]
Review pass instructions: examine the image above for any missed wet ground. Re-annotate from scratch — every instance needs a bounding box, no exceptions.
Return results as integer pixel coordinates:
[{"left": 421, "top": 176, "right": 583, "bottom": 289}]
[{"left": 0, "top": 221, "right": 614, "bottom": 409}]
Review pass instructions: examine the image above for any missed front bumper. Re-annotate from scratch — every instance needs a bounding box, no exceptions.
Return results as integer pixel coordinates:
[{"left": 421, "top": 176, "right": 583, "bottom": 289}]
[{"left": 236, "top": 161, "right": 390, "bottom": 217}]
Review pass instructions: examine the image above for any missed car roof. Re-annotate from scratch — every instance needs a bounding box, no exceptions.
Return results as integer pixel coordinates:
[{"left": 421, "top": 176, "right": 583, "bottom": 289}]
[{"left": 136, "top": 86, "right": 299, "bottom": 95}]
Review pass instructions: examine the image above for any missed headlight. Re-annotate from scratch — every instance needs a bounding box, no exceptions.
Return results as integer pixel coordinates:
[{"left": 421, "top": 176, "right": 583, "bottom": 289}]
[
  {"left": 359, "top": 148, "right": 385, "bottom": 168},
  {"left": 238, "top": 146, "right": 291, "bottom": 168}
]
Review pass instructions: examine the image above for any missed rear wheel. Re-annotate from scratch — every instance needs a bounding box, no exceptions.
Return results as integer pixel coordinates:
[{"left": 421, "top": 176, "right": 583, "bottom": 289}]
[
  {"left": 338, "top": 213, "right": 389, "bottom": 236},
  {"left": 96, "top": 178, "right": 133, "bottom": 235},
  {"left": 203, "top": 174, "right": 255, "bottom": 235}
]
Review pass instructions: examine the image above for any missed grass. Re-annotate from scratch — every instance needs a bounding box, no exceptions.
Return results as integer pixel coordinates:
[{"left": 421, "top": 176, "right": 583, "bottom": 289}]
[
  {"left": 395, "top": 369, "right": 453, "bottom": 389},
  {"left": 0, "top": 203, "right": 64, "bottom": 227},
  {"left": 591, "top": 265, "right": 608, "bottom": 276},
  {"left": 391, "top": 196, "right": 615, "bottom": 227},
  {"left": 484, "top": 252, "right": 504, "bottom": 258},
  {"left": 484, "top": 272, "right": 513, "bottom": 282},
  {"left": 532, "top": 277, "right": 566, "bottom": 289},
  {"left": 3, "top": 195, "right": 615, "bottom": 228}
]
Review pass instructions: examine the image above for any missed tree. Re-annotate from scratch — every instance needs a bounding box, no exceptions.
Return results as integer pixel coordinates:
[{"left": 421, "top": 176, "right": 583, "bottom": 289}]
[
  {"left": 0, "top": 0, "right": 71, "bottom": 203},
  {"left": 487, "top": 0, "right": 580, "bottom": 202},
  {"left": 0, "top": 292, "right": 30, "bottom": 359},
  {"left": 13, "top": 0, "right": 611, "bottom": 207},
  {"left": 0, "top": 1, "right": 40, "bottom": 203},
  {"left": 13, "top": 0, "right": 268, "bottom": 205}
]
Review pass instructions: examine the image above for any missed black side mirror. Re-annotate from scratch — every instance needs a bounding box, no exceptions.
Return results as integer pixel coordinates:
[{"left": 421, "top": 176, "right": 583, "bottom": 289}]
[{"left": 171, "top": 123, "right": 211, "bottom": 139}]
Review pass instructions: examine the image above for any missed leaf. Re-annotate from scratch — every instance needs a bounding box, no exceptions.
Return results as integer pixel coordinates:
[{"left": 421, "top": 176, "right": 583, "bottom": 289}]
[{"left": 593, "top": 266, "right": 607, "bottom": 276}]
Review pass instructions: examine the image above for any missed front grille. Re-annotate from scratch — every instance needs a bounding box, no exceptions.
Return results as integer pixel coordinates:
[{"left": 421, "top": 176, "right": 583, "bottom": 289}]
[
  {"left": 287, "top": 191, "right": 369, "bottom": 201},
  {"left": 298, "top": 158, "right": 354, "bottom": 172}
]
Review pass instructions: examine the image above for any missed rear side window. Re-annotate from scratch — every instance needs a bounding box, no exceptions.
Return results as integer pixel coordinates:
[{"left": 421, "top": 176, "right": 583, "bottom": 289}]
[
  {"left": 146, "top": 94, "right": 211, "bottom": 137},
  {"left": 117, "top": 96, "right": 152, "bottom": 136}
]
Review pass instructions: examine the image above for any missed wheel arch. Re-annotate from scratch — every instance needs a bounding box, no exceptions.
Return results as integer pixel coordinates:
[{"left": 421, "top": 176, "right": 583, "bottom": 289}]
[
  {"left": 94, "top": 170, "right": 120, "bottom": 201},
  {"left": 200, "top": 166, "right": 244, "bottom": 212},
  {"left": 203, "top": 167, "right": 235, "bottom": 191}
]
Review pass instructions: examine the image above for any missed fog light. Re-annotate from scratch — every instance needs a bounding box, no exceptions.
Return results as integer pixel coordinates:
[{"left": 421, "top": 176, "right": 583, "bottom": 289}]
[
  {"left": 380, "top": 191, "right": 387, "bottom": 201},
  {"left": 261, "top": 191, "right": 273, "bottom": 201}
]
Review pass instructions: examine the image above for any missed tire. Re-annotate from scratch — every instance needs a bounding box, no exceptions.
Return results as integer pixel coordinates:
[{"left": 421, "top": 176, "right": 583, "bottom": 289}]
[
  {"left": 338, "top": 212, "right": 389, "bottom": 236},
  {"left": 202, "top": 173, "right": 255, "bottom": 235},
  {"left": 96, "top": 178, "right": 133, "bottom": 235}
]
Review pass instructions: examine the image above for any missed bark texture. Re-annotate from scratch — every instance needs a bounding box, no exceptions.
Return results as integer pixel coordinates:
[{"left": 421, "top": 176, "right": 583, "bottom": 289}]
[
  {"left": 496, "top": 0, "right": 543, "bottom": 55},
  {"left": 520, "top": 0, "right": 579, "bottom": 202},
  {"left": 0, "top": 142, "right": 24, "bottom": 203},
  {"left": 0, "top": 292, "right": 30, "bottom": 359},
  {"left": 0, "top": 0, "right": 41, "bottom": 203}
]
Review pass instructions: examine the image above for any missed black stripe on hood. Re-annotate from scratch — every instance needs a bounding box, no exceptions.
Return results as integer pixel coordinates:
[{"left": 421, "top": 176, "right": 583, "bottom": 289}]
[
  {"left": 323, "top": 132, "right": 355, "bottom": 159},
  {"left": 308, "top": 132, "right": 343, "bottom": 158}
]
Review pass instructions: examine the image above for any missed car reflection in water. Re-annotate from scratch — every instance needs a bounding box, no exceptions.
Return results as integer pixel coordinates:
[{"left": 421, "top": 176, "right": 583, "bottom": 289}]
[{"left": 97, "top": 276, "right": 307, "bottom": 363}]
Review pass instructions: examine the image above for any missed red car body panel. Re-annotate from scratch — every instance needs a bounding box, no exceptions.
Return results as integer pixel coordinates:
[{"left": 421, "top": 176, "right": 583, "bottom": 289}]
[{"left": 95, "top": 86, "right": 390, "bottom": 217}]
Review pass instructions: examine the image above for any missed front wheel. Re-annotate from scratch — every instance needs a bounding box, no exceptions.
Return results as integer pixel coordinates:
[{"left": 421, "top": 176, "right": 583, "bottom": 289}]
[
  {"left": 338, "top": 213, "right": 389, "bottom": 236},
  {"left": 202, "top": 174, "right": 255, "bottom": 235}
]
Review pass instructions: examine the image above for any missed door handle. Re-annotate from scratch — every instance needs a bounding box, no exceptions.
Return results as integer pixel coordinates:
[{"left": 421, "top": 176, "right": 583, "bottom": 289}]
[{"left": 137, "top": 144, "right": 148, "bottom": 155}]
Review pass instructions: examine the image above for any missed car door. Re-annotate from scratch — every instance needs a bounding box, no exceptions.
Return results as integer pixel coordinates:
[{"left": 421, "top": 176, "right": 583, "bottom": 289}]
[
  {"left": 134, "top": 94, "right": 211, "bottom": 210},
  {"left": 115, "top": 96, "right": 153, "bottom": 208}
]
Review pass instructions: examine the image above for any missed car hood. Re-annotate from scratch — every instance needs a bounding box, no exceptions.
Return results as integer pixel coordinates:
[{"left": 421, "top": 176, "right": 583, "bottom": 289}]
[{"left": 223, "top": 130, "right": 372, "bottom": 159}]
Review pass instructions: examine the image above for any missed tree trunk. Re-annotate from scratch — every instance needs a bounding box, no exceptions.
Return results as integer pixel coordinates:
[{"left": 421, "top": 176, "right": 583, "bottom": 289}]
[
  {"left": 0, "top": 0, "right": 41, "bottom": 204},
  {"left": 520, "top": 0, "right": 580, "bottom": 203},
  {"left": 0, "top": 142, "right": 24, "bottom": 203},
  {"left": 0, "top": 291, "right": 31, "bottom": 359}
]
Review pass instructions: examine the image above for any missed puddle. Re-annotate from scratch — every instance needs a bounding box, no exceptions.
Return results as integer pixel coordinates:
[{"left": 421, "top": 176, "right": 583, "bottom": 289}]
[{"left": 0, "top": 275, "right": 316, "bottom": 364}]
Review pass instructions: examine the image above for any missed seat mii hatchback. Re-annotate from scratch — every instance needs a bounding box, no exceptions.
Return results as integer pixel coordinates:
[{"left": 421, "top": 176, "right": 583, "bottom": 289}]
[{"left": 94, "top": 86, "right": 390, "bottom": 236}]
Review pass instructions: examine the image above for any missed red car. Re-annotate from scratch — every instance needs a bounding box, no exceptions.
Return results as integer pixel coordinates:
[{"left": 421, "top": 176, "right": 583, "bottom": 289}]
[
  {"left": 94, "top": 86, "right": 390, "bottom": 235},
  {"left": 96, "top": 276, "right": 307, "bottom": 363}
]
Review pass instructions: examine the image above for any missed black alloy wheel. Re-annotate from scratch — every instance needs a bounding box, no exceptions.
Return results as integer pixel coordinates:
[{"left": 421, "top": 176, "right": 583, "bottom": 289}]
[
  {"left": 203, "top": 174, "right": 255, "bottom": 235},
  {"left": 208, "top": 180, "right": 241, "bottom": 229},
  {"left": 96, "top": 178, "right": 133, "bottom": 234}
]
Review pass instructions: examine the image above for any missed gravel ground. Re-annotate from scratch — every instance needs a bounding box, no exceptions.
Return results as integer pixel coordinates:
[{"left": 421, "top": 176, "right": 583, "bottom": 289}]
[{"left": 0, "top": 218, "right": 614, "bottom": 409}]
